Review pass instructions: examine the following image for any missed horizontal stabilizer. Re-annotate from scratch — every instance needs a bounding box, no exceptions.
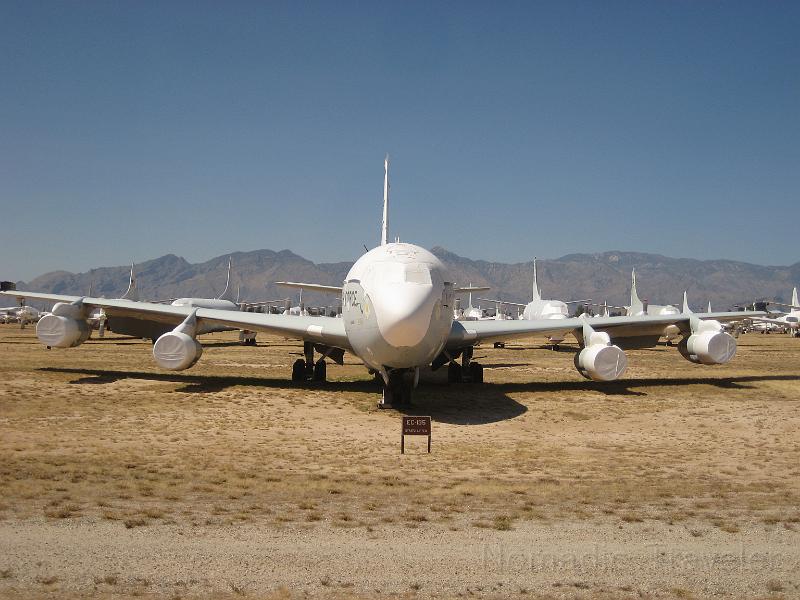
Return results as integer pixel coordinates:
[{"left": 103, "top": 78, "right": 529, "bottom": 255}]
[{"left": 455, "top": 286, "right": 490, "bottom": 294}]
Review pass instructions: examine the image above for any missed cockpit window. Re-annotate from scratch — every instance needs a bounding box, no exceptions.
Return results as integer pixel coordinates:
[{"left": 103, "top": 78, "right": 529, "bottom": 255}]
[
  {"left": 370, "top": 262, "right": 432, "bottom": 285},
  {"left": 404, "top": 264, "right": 432, "bottom": 285}
]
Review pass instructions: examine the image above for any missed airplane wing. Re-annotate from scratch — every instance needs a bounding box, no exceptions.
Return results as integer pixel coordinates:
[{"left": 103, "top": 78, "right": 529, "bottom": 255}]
[
  {"left": 448, "top": 311, "right": 763, "bottom": 347},
  {"left": 0, "top": 291, "right": 350, "bottom": 350},
  {"left": 276, "top": 282, "right": 343, "bottom": 294}
]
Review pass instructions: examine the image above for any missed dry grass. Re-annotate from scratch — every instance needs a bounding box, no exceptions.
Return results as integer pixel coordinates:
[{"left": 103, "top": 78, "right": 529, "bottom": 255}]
[
  {"left": 0, "top": 327, "right": 799, "bottom": 599},
  {"left": 0, "top": 327, "right": 798, "bottom": 531}
]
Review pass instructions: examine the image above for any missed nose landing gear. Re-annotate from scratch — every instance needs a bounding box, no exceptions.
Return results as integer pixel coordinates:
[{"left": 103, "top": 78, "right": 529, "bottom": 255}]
[{"left": 378, "top": 368, "right": 416, "bottom": 409}]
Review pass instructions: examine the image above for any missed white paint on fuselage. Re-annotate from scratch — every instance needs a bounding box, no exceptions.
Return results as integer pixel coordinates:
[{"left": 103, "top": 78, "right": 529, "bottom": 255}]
[{"left": 343, "top": 243, "right": 453, "bottom": 370}]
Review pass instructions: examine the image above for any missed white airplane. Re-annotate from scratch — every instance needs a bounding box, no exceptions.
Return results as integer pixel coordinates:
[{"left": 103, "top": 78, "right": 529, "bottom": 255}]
[
  {"left": 0, "top": 304, "right": 41, "bottom": 326},
  {"left": 747, "top": 288, "right": 800, "bottom": 336},
  {"left": 480, "top": 258, "right": 592, "bottom": 348},
  {"left": 83, "top": 265, "right": 141, "bottom": 337},
  {"left": 0, "top": 157, "right": 763, "bottom": 408},
  {"left": 103, "top": 259, "right": 265, "bottom": 344},
  {"left": 455, "top": 284, "right": 491, "bottom": 321},
  {"left": 627, "top": 269, "right": 680, "bottom": 317},
  {"left": 622, "top": 268, "right": 681, "bottom": 344}
]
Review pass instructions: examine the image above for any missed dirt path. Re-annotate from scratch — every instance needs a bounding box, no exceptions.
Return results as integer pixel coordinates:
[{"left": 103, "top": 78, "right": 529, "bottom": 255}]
[{"left": 1, "top": 518, "right": 798, "bottom": 598}]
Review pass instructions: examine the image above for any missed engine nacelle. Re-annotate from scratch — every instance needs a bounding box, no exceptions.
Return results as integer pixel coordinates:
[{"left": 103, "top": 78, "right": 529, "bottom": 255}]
[
  {"left": 36, "top": 314, "right": 91, "bottom": 348},
  {"left": 678, "top": 330, "right": 736, "bottom": 365},
  {"left": 153, "top": 331, "right": 203, "bottom": 371},
  {"left": 574, "top": 343, "right": 628, "bottom": 381},
  {"left": 36, "top": 302, "right": 91, "bottom": 348}
]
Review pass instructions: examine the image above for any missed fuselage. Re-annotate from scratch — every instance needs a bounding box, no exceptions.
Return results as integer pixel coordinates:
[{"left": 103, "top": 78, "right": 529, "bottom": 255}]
[
  {"left": 522, "top": 299, "right": 568, "bottom": 343},
  {"left": 341, "top": 243, "right": 454, "bottom": 371}
]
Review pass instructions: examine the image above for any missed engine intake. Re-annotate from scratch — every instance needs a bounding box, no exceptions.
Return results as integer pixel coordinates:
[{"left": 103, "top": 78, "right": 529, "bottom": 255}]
[
  {"left": 575, "top": 343, "right": 628, "bottom": 381},
  {"left": 677, "top": 318, "right": 737, "bottom": 365},
  {"left": 574, "top": 323, "right": 627, "bottom": 381},
  {"left": 678, "top": 331, "right": 736, "bottom": 365},
  {"left": 152, "top": 310, "right": 203, "bottom": 371},
  {"left": 36, "top": 301, "right": 90, "bottom": 348},
  {"left": 153, "top": 331, "right": 203, "bottom": 370}
]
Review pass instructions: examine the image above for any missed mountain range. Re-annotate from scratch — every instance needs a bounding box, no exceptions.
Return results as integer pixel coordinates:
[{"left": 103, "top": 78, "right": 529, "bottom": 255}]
[{"left": 16, "top": 248, "right": 800, "bottom": 312}]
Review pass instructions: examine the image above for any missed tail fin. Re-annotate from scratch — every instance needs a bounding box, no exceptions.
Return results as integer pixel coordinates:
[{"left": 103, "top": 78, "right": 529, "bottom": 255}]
[
  {"left": 532, "top": 257, "right": 542, "bottom": 301},
  {"left": 707, "top": 300, "right": 712, "bottom": 313},
  {"left": 381, "top": 155, "right": 389, "bottom": 246},
  {"left": 121, "top": 263, "right": 139, "bottom": 301},
  {"left": 629, "top": 268, "right": 644, "bottom": 315},
  {"left": 682, "top": 290, "right": 692, "bottom": 314},
  {"left": 217, "top": 257, "right": 236, "bottom": 301},
  {"left": 792, "top": 287, "right": 799, "bottom": 310}
]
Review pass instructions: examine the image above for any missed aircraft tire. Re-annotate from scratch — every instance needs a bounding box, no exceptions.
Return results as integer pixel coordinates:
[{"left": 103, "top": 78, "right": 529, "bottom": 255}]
[
  {"left": 468, "top": 362, "right": 484, "bottom": 384},
  {"left": 313, "top": 359, "right": 327, "bottom": 382},
  {"left": 447, "top": 361, "right": 462, "bottom": 383},
  {"left": 291, "top": 359, "right": 307, "bottom": 382}
]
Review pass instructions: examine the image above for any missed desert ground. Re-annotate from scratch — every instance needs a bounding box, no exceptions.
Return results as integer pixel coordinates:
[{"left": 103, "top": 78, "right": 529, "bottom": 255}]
[{"left": 0, "top": 324, "right": 798, "bottom": 600}]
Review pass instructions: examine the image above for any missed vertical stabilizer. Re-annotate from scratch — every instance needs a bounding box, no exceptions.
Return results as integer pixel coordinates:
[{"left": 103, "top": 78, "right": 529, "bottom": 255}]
[
  {"left": 381, "top": 155, "right": 389, "bottom": 246},
  {"left": 217, "top": 257, "right": 235, "bottom": 301},
  {"left": 532, "top": 257, "right": 542, "bottom": 301},
  {"left": 629, "top": 268, "right": 644, "bottom": 315},
  {"left": 707, "top": 300, "right": 712, "bottom": 313},
  {"left": 121, "top": 264, "right": 139, "bottom": 301},
  {"left": 682, "top": 291, "right": 692, "bottom": 314},
  {"left": 792, "top": 287, "right": 799, "bottom": 311}
]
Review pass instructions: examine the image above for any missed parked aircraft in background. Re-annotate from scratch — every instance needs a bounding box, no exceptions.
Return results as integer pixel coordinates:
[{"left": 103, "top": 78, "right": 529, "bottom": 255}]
[
  {"left": 1, "top": 157, "right": 762, "bottom": 408},
  {"left": 748, "top": 287, "right": 800, "bottom": 336},
  {"left": 479, "top": 258, "right": 591, "bottom": 348},
  {"left": 450, "top": 285, "right": 491, "bottom": 321},
  {"left": 0, "top": 304, "right": 41, "bottom": 326}
]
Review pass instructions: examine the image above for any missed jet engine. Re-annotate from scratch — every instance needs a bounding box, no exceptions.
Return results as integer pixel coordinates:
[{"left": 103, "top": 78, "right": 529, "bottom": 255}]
[
  {"left": 678, "top": 319, "right": 736, "bottom": 365},
  {"left": 152, "top": 311, "right": 203, "bottom": 371},
  {"left": 36, "top": 302, "right": 90, "bottom": 348},
  {"left": 574, "top": 323, "right": 627, "bottom": 381}
]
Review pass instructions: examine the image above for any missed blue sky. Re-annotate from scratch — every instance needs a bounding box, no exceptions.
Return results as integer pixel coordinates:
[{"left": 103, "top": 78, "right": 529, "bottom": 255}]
[{"left": 1, "top": 1, "right": 798, "bottom": 281}]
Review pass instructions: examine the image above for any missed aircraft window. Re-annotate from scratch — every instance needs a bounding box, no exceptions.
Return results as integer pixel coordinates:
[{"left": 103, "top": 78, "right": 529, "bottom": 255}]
[
  {"left": 370, "top": 263, "right": 431, "bottom": 285},
  {"left": 373, "top": 263, "right": 406, "bottom": 285},
  {"left": 404, "top": 265, "right": 431, "bottom": 285}
]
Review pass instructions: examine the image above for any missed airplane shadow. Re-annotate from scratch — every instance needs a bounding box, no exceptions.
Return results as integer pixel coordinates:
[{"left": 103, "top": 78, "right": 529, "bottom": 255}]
[
  {"left": 37, "top": 368, "right": 800, "bottom": 426},
  {"left": 38, "top": 367, "right": 527, "bottom": 425}
]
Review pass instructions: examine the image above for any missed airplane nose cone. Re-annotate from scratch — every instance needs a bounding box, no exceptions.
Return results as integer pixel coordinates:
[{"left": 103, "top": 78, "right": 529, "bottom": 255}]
[{"left": 372, "top": 284, "right": 437, "bottom": 347}]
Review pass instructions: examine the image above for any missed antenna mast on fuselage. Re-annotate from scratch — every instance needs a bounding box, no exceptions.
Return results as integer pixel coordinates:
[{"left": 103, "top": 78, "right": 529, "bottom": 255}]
[{"left": 381, "top": 155, "right": 389, "bottom": 246}]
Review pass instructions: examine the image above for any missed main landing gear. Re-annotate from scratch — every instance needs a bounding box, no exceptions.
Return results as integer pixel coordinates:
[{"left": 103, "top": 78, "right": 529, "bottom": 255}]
[
  {"left": 291, "top": 341, "right": 327, "bottom": 383},
  {"left": 447, "top": 346, "right": 484, "bottom": 384}
]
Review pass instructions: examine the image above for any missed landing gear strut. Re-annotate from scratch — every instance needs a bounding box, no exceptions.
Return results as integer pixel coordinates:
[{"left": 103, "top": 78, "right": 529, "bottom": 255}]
[
  {"left": 378, "top": 369, "right": 416, "bottom": 409},
  {"left": 448, "top": 346, "right": 483, "bottom": 383},
  {"left": 291, "top": 341, "right": 327, "bottom": 383}
]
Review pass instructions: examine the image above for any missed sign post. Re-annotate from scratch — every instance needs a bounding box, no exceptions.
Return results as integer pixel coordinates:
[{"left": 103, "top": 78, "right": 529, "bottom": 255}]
[{"left": 401, "top": 416, "right": 431, "bottom": 454}]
